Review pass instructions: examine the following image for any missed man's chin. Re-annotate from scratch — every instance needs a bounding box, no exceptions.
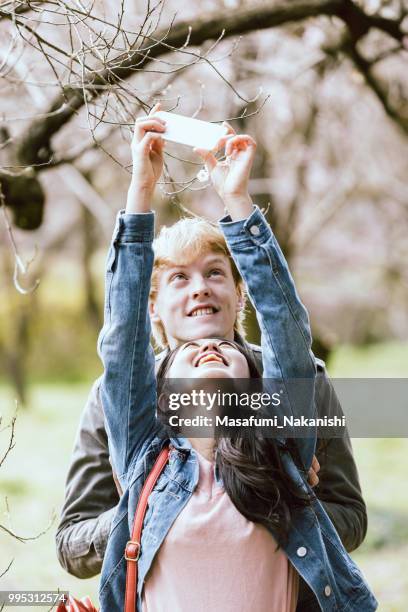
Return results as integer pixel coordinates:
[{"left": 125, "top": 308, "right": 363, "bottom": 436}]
[{"left": 183, "top": 318, "right": 226, "bottom": 338}]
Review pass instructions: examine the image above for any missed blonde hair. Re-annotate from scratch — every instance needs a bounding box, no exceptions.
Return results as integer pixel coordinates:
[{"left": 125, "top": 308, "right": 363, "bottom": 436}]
[{"left": 150, "top": 217, "right": 247, "bottom": 348}]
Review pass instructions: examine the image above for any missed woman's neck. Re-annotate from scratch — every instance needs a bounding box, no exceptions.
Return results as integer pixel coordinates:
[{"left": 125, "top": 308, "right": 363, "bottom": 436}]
[{"left": 188, "top": 437, "right": 215, "bottom": 462}]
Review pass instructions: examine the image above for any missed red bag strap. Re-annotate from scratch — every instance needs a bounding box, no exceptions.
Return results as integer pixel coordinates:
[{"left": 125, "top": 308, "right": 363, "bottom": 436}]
[{"left": 124, "top": 444, "right": 171, "bottom": 612}]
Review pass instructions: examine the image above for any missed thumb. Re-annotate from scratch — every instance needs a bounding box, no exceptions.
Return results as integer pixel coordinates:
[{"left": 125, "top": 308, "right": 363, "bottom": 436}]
[
  {"left": 140, "top": 132, "right": 163, "bottom": 154},
  {"left": 149, "top": 102, "right": 161, "bottom": 115},
  {"left": 194, "top": 148, "right": 217, "bottom": 172}
]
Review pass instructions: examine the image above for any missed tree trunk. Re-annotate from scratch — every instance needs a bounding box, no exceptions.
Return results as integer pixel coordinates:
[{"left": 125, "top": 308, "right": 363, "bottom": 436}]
[{"left": 81, "top": 206, "right": 102, "bottom": 330}]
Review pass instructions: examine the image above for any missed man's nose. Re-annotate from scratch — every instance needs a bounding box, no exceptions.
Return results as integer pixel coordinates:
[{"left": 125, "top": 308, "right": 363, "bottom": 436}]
[{"left": 191, "top": 277, "right": 211, "bottom": 299}]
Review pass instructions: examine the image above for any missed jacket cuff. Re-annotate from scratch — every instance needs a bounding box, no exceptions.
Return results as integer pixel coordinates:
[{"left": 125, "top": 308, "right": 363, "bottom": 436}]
[
  {"left": 112, "top": 210, "right": 155, "bottom": 244},
  {"left": 218, "top": 205, "right": 271, "bottom": 248},
  {"left": 94, "top": 507, "right": 117, "bottom": 559}
]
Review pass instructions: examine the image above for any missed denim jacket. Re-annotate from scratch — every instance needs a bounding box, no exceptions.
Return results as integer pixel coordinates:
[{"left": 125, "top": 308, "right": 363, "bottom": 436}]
[{"left": 97, "top": 206, "right": 377, "bottom": 612}]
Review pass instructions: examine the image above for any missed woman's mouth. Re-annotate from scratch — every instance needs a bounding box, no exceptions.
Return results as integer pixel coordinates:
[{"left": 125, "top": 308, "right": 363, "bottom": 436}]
[{"left": 196, "top": 353, "right": 227, "bottom": 367}]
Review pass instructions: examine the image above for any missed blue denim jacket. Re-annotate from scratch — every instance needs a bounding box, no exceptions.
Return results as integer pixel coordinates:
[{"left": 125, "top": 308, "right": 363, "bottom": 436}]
[{"left": 98, "top": 206, "right": 377, "bottom": 612}]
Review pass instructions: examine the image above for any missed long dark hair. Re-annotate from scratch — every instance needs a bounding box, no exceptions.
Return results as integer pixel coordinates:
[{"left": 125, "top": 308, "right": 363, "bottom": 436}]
[{"left": 157, "top": 340, "right": 313, "bottom": 547}]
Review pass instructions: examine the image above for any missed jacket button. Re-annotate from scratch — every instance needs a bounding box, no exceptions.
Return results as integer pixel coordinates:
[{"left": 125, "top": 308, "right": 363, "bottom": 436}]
[
  {"left": 324, "top": 585, "right": 332, "bottom": 597},
  {"left": 249, "top": 225, "right": 260, "bottom": 236},
  {"left": 296, "top": 546, "right": 307, "bottom": 557}
]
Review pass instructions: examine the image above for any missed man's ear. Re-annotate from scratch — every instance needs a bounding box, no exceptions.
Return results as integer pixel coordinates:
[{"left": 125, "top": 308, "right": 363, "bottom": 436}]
[
  {"left": 235, "top": 290, "right": 245, "bottom": 312},
  {"left": 149, "top": 299, "right": 161, "bottom": 324}
]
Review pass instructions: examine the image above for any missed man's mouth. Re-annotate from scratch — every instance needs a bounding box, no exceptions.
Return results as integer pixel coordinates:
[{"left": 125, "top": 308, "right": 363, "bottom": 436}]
[{"left": 188, "top": 306, "right": 218, "bottom": 317}]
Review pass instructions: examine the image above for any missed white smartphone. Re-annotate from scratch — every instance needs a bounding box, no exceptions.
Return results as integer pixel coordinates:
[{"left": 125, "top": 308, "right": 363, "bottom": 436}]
[{"left": 155, "top": 111, "right": 228, "bottom": 150}]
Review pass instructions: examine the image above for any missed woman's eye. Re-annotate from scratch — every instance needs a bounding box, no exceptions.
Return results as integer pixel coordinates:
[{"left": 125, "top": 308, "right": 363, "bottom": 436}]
[
  {"left": 182, "top": 342, "right": 199, "bottom": 350},
  {"left": 208, "top": 269, "right": 223, "bottom": 277}
]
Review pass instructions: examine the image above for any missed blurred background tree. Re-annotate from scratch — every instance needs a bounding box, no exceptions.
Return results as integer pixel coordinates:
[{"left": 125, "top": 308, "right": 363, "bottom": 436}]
[
  {"left": 0, "top": 1, "right": 407, "bottom": 607},
  {"left": 1, "top": 0, "right": 407, "bottom": 402},
  {"left": 1, "top": 0, "right": 407, "bottom": 400}
]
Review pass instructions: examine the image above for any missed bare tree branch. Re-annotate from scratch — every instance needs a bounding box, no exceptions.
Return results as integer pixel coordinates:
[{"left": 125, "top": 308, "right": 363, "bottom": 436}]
[
  {"left": 0, "top": 181, "right": 41, "bottom": 291},
  {"left": 0, "top": 0, "right": 406, "bottom": 232},
  {"left": 0, "top": 1, "right": 47, "bottom": 21},
  {"left": 14, "top": 0, "right": 346, "bottom": 166},
  {"left": 336, "top": 0, "right": 405, "bottom": 44},
  {"left": 11, "top": 0, "right": 405, "bottom": 168},
  {"left": 0, "top": 558, "right": 14, "bottom": 580},
  {"left": 0, "top": 415, "right": 16, "bottom": 469},
  {"left": 344, "top": 40, "right": 408, "bottom": 136}
]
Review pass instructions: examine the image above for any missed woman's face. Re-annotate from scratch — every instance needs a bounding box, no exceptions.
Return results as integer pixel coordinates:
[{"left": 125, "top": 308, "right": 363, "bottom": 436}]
[{"left": 166, "top": 339, "right": 250, "bottom": 379}]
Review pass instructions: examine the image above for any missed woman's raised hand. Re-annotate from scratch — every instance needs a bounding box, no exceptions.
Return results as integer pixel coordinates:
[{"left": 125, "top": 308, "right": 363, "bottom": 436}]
[
  {"left": 195, "top": 124, "right": 256, "bottom": 221},
  {"left": 126, "top": 103, "right": 166, "bottom": 213}
]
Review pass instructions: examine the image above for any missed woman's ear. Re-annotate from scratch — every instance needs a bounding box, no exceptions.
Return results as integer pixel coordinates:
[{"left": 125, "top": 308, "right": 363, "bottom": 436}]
[{"left": 157, "top": 392, "right": 168, "bottom": 414}]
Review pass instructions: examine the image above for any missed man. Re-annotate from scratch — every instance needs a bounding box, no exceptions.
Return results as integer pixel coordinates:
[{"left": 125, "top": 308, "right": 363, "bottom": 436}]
[{"left": 56, "top": 107, "right": 367, "bottom": 610}]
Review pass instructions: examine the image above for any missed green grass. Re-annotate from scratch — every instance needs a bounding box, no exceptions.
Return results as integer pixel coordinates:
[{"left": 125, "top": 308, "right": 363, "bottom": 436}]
[
  {"left": 0, "top": 341, "right": 407, "bottom": 609},
  {"left": 328, "top": 341, "right": 408, "bottom": 377},
  {"left": 0, "top": 384, "right": 99, "bottom": 604},
  {"left": 328, "top": 342, "right": 408, "bottom": 610}
]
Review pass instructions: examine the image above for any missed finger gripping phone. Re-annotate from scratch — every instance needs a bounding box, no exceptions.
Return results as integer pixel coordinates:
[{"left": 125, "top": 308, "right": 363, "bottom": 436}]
[{"left": 155, "top": 111, "right": 228, "bottom": 150}]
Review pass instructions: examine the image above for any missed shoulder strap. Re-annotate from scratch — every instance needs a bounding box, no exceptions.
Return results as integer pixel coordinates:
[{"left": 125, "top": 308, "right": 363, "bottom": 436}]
[{"left": 124, "top": 445, "right": 171, "bottom": 612}]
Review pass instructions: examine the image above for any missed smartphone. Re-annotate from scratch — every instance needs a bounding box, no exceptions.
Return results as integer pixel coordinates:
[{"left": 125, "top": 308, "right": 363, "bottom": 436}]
[{"left": 154, "top": 111, "right": 228, "bottom": 150}]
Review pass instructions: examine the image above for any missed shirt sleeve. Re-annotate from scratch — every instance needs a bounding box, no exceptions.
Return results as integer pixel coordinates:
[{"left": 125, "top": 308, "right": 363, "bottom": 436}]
[
  {"left": 55, "top": 379, "right": 119, "bottom": 578},
  {"left": 313, "top": 367, "right": 367, "bottom": 552}
]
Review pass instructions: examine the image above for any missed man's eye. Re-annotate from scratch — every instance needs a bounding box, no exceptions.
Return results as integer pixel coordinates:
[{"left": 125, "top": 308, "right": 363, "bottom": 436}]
[
  {"left": 208, "top": 269, "right": 223, "bottom": 277},
  {"left": 171, "top": 273, "right": 186, "bottom": 282}
]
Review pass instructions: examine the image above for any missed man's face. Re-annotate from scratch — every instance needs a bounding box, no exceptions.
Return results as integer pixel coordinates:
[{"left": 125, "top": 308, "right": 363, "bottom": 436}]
[{"left": 149, "top": 252, "right": 243, "bottom": 349}]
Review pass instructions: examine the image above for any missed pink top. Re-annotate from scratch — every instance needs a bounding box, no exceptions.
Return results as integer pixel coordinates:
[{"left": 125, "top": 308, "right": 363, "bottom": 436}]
[{"left": 142, "top": 451, "right": 298, "bottom": 612}]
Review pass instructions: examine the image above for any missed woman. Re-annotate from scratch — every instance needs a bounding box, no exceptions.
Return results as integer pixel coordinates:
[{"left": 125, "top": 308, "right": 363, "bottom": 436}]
[{"left": 97, "top": 114, "right": 377, "bottom": 611}]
